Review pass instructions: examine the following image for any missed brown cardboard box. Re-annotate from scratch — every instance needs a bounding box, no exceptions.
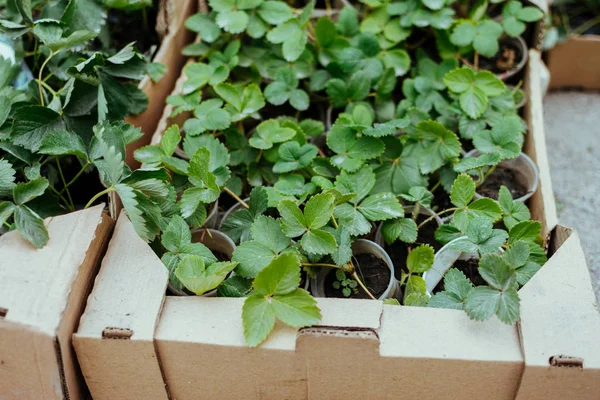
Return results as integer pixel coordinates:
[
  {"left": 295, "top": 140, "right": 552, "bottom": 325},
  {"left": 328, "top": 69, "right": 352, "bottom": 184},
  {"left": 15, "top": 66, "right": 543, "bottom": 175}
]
[
  {"left": 124, "top": 0, "right": 197, "bottom": 168},
  {"left": 0, "top": 205, "right": 114, "bottom": 400},
  {"left": 547, "top": 36, "right": 600, "bottom": 90},
  {"left": 73, "top": 50, "right": 600, "bottom": 399}
]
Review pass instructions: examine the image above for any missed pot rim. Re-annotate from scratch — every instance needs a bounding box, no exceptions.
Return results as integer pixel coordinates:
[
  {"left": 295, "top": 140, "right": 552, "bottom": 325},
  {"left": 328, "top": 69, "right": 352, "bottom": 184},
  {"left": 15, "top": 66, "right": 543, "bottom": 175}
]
[
  {"left": 464, "top": 150, "right": 539, "bottom": 203},
  {"left": 495, "top": 35, "right": 528, "bottom": 81}
]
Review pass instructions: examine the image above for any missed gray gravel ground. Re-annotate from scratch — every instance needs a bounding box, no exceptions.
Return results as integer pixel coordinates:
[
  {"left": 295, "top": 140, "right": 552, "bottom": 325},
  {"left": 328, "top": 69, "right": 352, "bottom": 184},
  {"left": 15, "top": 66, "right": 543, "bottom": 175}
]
[{"left": 543, "top": 91, "right": 600, "bottom": 303}]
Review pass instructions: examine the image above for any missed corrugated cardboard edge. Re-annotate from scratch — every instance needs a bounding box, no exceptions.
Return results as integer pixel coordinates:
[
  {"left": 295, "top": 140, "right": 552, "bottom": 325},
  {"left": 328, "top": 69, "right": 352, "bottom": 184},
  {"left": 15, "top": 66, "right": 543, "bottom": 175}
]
[
  {"left": 74, "top": 211, "right": 170, "bottom": 400},
  {"left": 546, "top": 36, "right": 600, "bottom": 90},
  {"left": 124, "top": 0, "right": 197, "bottom": 169},
  {"left": 515, "top": 227, "right": 600, "bottom": 399},
  {"left": 0, "top": 205, "right": 113, "bottom": 400},
  {"left": 525, "top": 49, "right": 558, "bottom": 241}
]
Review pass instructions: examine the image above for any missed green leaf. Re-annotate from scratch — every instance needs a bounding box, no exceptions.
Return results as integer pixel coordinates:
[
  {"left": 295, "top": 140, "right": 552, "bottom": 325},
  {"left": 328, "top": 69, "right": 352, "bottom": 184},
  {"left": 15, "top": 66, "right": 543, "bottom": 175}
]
[
  {"left": 503, "top": 240, "right": 530, "bottom": 268},
  {"left": 358, "top": 193, "right": 404, "bottom": 221},
  {"left": 271, "top": 288, "right": 321, "bottom": 327},
  {"left": 242, "top": 294, "right": 276, "bottom": 347},
  {"left": 216, "top": 10, "right": 249, "bottom": 34},
  {"left": 444, "top": 68, "right": 475, "bottom": 93},
  {"left": 187, "top": 148, "right": 220, "bottom": 203},
  {"left": 258, "top": 1, "right": 293, "bottom": 24},
  {"left": 13, "top": 178, "right": 49, "bottom": 205},
  {"left": 300, "top": 229, "right": 337, "bottom": 255},
  {"left": 475, "top": 71, "right": 505, "bottom": 96},
  {"left": 348, "top": 71, "right": 371, "bottom": 101},
  {"left": 479, "top": 254, "right": 516, "bottom": 290},
  {"left": 428, "top": 291, "right": 465, "bottom": 310},
  {"left": 0, "top": 202, "right": 16, "bottom": 226},
  {"left": 14, "top": 205, "right": 49, "bottom": 249},
  {"left": 175, "top": 256, "right": 236, "bottom": 295},
  {"left": 278, "top": 200, "right": 306, "bottom": 237},
  {"left": 273, "top": 142, "right": 318, "bottom": 173},
  {"left": 464, "top": 286, "right": 500, "bottom": 321},
  {"left": 407, "top": 244, "right": 434, "bottom": 273},
  {"left": 39, "top": 129, "right": 87, "bottom": 160},
  {"left": 11, "top": 106, "right": 62, "bottom": 151},
  {"left": 162, "top": 215, "right": 191, "bottom": 252},
  {"left": 304, "top": 193, "right": 335, "bottom": 230},
  {"left": 233, "top": 241, "right": 278, "bottom": 277},
  {"left": 508, "top": 220, "right": 541, "bottom": 244},
  {"left": 450, "top": 21, "right": 476, "bottom": 47},
  {"left": 147, "top": 62, "right": 167, "bottom": 83},
  {"left": 334, "top": 165, "right": 376, "bottom": 204},
  {"left": 450, "top": 174, "right": 475, "bottom": 208},
  {"left": 186, "top": 13, "right": 221, "bottom": 42},
  {"left": 473, "top": 20, "right": 503, "bottom": 57},
  {"left": 460, "top": 86, "right": 488, "bottom": 119},
  {"left": 217, "top": 276, "right": 252, "bottom": 297},
  {"left": 383, "top": 49, "right": 411, "bottom": 76},
  {"left": 253, "top": 252, "right": 301, "bottom": 296},
  {"left": 251, "top": 215, "right": 290, "bottom": 253},
  {"left": 0, "top": 160, "right": 16, "bottom": 195},
  {"left": 160, "top": 125, "right": 181, "bottom": 156},
  {"left": 498, "top": 186, "right": 530, "bottom": 230},
  {"left": 115, "top": 183, "right": 150, "bottom": 242},
  {"left": 443, "top": 268, "right": 474, "bottom": 299},
  {"left": 382, "top": 218, "right": 418, "bottom": 244},
  {"left": 289, "top": 89, "right": 309, "bottom": 110}
]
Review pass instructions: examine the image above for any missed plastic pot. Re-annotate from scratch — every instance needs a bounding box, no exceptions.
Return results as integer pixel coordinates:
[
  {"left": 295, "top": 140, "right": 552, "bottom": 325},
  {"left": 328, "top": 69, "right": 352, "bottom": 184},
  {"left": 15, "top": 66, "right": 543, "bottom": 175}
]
[
  {"left": 422, "top": 237, "right": 503, "bottom": 295},
  {"left": 374, "top": 205, "right": 443, "bottom": 248},
  {"left": 507, "top": 85, "right": 527, "bottom": 109},
  {"left": 168, "top": 229, "right": 236, "bottom": 297},
  {"left": 465, "top": 150, "right": 539, "bottom": 203},
  {"left": 310, "top": 239, "right": 400, "bottom": 300},
  {"left": 495, "top": 36, "right": 528, "bottom": 82}
]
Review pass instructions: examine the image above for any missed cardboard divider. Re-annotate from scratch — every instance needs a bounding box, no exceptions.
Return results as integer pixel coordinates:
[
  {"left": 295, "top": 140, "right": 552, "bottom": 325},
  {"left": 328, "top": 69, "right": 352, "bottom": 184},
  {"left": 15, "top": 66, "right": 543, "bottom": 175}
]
[
  {"left": 124, "top": 0, "right": 197, "bottom": 168},
  {"left": 74, "top": 211, "right": 170, "bottom": 400},
  {"left": 524, "top": 50, "right": 559, "bottom": 241},
  {"left": 0, "top": 205, "right": 113, "bottom": 399}
]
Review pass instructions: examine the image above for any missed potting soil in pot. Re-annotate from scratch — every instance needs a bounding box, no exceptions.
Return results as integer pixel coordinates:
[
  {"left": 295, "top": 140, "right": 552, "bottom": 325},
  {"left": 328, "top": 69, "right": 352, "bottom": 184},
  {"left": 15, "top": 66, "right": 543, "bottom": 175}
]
[
  {"left": 479, "top": 37, "right": 524, "bottom": 74},
  {"left": 324, "top": 253, "right": 390, "bottom": 299},
  {"left": 479, "top": 165, "right": 528, "bottom": 199}
]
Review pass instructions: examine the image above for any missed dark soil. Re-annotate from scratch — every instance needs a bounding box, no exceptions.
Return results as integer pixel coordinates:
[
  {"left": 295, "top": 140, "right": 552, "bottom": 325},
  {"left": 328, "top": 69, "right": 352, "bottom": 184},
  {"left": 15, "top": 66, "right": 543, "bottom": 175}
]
[
  {"left": 433, "top": 258, "right": 485, "bottom": 293},
  {"left": 476, "top": 37, "right": 524, "bottom": 75},
  {"left": 430, "top": 188, "right": 453, "bottom": 215},
  {"left": 106, "top": 2, "right": 160, "bottom": 55},
  {"left": 387, "top": 214, "right": 442, "bottom": 281},
  {"left": 324, "top": 253, "right": 390, "bottom": 299},
  {"left": 213, "top": 251, "right": 230, "bottom": 262},
  {"left": 479, "top": 165, "right": 528, "bottom": 200}
]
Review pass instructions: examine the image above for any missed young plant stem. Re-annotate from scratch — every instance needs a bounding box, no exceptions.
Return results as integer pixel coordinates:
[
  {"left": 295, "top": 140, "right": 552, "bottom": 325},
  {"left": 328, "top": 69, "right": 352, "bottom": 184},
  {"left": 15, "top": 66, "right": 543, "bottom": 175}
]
[
  {"left": 55, "top": 157, "right": 74, "bottom": 211},
  {"left": 302, "top": 262, "right": 353, "bottom": 273},
  {"left": 430, "top": 180, "right": 441, "bottom": 193},
  {"left": 458, "top": 54, "right": 476, "bottom": 69},
  {"left": 142, "top": 7, "right": 149, "bottom": 33},
  {"left": 84, "top": 187, "right": 116, "bottom": 209},
  {"left": 478, "top": 164, "right": 497, "bottom": 187},
  {"left": 351, "top": 271, "right": 377, "bottom": 300},
  {"left": 411, "top": 202, "right": 421, "bottom": 221},
  {"left": 474, "top": 52, "right": 480, "bottom": 70},
  {"left": 572, "top": 14, "right": 600, "bottom": 35},
  {"left": 223, "top": 186, "right": 249, "bottom": 209},
  {"left": 4, "top": 222, "right": 10, "bottom": 228},
  {"left": 48, "top": 185, "right": 72, "bottom": 210},
  {"left": 417, "top": 207, "right": 459, "bottom": 229},
  {"left": 59, "top": 162, "right": 91, "bottom": 195},
  {"left": 38, "top": 51, "right": 56, "bottom": 106},
  {"left": 330, "top": 215, "right": 338, "bottom": 228}
]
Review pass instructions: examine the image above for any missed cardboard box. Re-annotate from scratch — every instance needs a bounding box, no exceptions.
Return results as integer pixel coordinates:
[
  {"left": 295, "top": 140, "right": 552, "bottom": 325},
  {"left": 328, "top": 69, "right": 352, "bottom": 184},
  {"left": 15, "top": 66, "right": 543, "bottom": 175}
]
[
  {"left": 546, "top": 36, "right": 600, "bottom": 90},
  {"left": 0, "top": 205, "right": 114, "bottom": 400},
  {"left": 73, "top": 49, "right": 600, "bottom": 399},
  {"left": 124, "top": 0, "right": 197, "bottom": 168}
]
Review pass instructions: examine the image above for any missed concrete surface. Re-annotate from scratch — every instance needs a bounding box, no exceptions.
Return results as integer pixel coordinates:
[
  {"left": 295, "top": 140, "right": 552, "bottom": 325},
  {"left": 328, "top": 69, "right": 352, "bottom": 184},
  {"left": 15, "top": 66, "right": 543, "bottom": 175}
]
[{"left": 543, "top": 92, "right": 600, "bottom": 303}]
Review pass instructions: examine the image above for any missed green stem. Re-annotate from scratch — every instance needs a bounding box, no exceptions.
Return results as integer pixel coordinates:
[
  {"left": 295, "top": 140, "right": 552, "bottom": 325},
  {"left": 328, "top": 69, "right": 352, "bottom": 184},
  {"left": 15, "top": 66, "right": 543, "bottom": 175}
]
[
  {"left": 40, "top": 80, "right": 58, "bottom": 97},
  {"left": 142, "top": 7, "right": 149, "bottom": 33},
  {"left": 331, "top": 215, "right": 339, "bottom": 228},
  {"left": 223, "top": 186, "right": 249, "bottom": 209},
  {"left": 48, "top": 185, "right": 72, "bottom": 209},
  {"left": 59, "top": 162, "right": 91, "bottom": 195},
  {"left": 302, "top": 262, "right": 354, "bottom": 273},
  {"left": 572, "top": 14, "right": 600, "bottom": 35},
  {"left": 351, "top": 271, "right": 376, "bottom": 300},
  {"left": 38, "top": 51, "right": 55, "bottom": 106},
  {"left": 55, "top": 157, "right": 74, "bottom": 211},
  {"left": 84, "top": 187, "right": 116, "bottom": 210},
  {"left": 478, "top": 164, "right": 497, "bottom": 187},
  {"left": 417, "top": 207, "right": 459, "bottom": 229},
  {"left": 412, "top": 202, "right": 421, "bottom": 222},
  {"left": 430, "top": 180, "right": 441, "bottom": 193}
]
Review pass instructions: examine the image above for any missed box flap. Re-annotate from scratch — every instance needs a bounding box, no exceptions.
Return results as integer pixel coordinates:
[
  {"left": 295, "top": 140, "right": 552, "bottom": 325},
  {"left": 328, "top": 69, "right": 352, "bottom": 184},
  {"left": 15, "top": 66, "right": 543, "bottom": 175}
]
[
  {"left": 547, "top": 36, "right": 600, "bottom": 90},
  {"left": 0, "top": 204, "right": 106, "bottom": 336},
  {"left": 516, "top": 227, "right": 600, "bottom": 399}
]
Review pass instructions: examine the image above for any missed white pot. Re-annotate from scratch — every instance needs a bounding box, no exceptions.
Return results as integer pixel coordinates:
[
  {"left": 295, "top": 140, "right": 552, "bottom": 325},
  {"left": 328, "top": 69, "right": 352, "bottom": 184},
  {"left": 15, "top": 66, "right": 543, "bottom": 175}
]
[
  {"left": 465, "top": 150, "right": 539, "bottom": 203},
  {"left": 422, "top": 237, "right": 503, "bottom": 295},
  {"left": 310, "top": 239, "right": 400, "bottom": 300},
  {"left": 495, "top": 36, "right": 528, "bottom": 81},
  {"left": 169, "top": 229, "right": 236, "bottom": 297}
]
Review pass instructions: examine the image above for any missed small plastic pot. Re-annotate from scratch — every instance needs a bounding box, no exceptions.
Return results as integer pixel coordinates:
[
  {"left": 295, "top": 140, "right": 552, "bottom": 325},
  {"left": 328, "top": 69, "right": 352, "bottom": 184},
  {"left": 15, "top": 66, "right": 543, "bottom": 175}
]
[
  {"left": 310, "top": 239, "right": 400, "bottom": 300},
  {"left": 495, "top": 36, "right": 528, "bottom": 82},
  {"left": 422, "top": 237, "right": 503, "bottom": 295},
  {"left": 168, "top": 229, "right": 237, "bottom": 297},
  {"left": 465, "top": 150, "right": 539, "bottom": 203},
  {"left": 204, "top": 200, "right": 219, "bottom": 229},
  {"left": 374, "top": 205, "right": 442, "bottom": 248}
]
